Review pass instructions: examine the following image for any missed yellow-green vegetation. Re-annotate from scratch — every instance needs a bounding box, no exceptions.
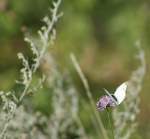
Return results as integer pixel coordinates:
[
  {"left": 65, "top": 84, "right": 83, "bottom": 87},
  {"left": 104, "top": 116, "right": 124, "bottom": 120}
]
[{"left": 0, "top": 0, "right": 150, "bottom": 138}]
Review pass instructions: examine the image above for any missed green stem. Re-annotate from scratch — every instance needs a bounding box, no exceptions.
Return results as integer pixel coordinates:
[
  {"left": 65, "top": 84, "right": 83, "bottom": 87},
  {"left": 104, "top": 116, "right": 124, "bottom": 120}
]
[{"left": 106, "top": 108, "right": 115, "bottom": 139}]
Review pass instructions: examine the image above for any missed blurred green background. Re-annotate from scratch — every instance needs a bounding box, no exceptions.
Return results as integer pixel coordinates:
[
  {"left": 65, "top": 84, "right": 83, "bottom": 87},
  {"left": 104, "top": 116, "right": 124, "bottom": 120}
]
[{"left": 0, "top": 0, "right": 150, "bottom": 138}]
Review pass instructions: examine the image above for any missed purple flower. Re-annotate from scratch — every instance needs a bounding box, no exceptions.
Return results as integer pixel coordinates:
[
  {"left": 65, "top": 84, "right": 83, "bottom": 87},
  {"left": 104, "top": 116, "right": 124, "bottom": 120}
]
[{"left": 96, "top": 95, "right": 116, "bottom": 111}]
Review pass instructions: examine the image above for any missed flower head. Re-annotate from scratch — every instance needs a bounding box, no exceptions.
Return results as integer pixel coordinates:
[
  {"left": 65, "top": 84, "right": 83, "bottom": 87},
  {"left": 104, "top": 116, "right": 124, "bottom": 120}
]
[{"left": 96, "top": 95, "right": 116, "bottom": 111}]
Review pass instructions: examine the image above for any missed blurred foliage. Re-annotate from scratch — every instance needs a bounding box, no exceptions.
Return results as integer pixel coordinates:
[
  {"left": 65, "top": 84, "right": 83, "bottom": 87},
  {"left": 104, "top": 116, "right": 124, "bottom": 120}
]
[{"left": 0, "top": 0, "right": 150, "bottom": 138}]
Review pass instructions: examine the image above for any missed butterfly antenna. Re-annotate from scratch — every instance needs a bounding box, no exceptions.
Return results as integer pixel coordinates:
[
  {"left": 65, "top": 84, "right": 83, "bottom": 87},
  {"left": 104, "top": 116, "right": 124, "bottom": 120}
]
[
  {"left": 103, "top": 88, "right": 112, "bottom": 96},
  {"left": 103, "top": 88, "right": 118, "bottom": 104}
]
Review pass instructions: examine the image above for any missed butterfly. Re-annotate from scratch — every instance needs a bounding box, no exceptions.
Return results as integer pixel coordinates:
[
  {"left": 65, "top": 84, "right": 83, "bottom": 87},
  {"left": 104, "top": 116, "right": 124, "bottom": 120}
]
[
  {"left": 97, "top": 82, "right": 128, "bottom": 111},
  {"left": 103, "top": 82, "right": 128, "bottom": 105}
]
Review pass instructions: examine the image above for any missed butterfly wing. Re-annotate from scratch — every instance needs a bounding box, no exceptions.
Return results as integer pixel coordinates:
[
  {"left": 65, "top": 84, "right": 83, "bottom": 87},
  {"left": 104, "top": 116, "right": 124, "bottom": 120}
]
[{"left": 114, "top": 82, "right": 127, "bottom": 105}]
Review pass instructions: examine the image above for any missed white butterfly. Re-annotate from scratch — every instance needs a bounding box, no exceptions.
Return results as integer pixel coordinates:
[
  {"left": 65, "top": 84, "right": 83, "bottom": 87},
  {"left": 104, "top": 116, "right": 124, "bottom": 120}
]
[{"left": 104, "top": 82, "right": 128, "bottom": 105}]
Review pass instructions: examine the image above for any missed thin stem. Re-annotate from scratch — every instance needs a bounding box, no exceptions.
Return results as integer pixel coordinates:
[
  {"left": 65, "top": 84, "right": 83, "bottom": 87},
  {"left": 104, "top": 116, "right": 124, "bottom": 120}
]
[
  {"left": 19, "top": 0, "right": 62, "bottom": 102},
  {"left": 106, "top": 108, "right": 115, "bottom": 139},
  {"left": 70, "top": 53, "right": 109, "bottom": 139}
]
